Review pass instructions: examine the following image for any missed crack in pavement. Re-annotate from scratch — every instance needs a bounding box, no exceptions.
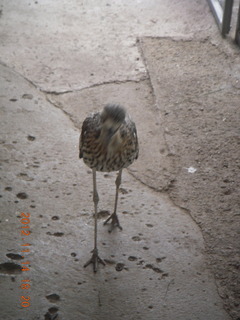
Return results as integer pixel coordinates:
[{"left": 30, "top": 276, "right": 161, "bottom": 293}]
[
  {"left": 0, "top": 56, "right": 232, "bottom": 320},
  {"left": 41, "top": 77, "right": 149, "bottom": 96}
]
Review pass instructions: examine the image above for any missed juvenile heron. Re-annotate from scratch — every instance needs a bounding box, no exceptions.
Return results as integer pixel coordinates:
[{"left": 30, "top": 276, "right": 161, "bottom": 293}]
[{"left": 79, "top": 104, "right": 139, "bottom": 272}]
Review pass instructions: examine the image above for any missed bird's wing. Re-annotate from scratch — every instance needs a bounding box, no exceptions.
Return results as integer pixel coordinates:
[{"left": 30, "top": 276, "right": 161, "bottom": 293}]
[
  {"left": 127, "top": 116, "right": 139, "bottom": 159},
  {"left": 79, "top": 116, "right": 91, "bottom": 159},
  {"left": 79, "top": 112, "right": 100, "bottom": 159},
  {"left": 132, "top": 121, "right": 139, "bottom": 160}
]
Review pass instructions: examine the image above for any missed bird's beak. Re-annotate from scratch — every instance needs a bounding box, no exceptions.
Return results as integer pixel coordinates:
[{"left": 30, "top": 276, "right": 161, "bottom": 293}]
[
  {"left": 102, "top": 128, "right": 115, "bottom": 147},
  {"left": 106, "top": 128, "right": 115, "bottom": 143}
]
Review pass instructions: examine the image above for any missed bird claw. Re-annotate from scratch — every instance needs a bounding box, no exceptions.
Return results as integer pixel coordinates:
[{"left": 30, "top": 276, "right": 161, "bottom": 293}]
[
  {"left": 84, "top": 248, "right": 105, "bottom": 273},
  {"left": 104, "top": 213, "right": 122, "bottom": 233}
]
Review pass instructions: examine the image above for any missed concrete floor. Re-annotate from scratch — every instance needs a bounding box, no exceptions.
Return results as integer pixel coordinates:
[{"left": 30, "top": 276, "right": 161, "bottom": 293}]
[{"left": 0, "top": 1, "right": 239, "bottom": 320}]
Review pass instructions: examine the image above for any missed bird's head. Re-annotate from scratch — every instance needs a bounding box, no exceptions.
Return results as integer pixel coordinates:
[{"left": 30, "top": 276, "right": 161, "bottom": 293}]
[{"left": 100, "top": 104, "right": 126, "bottom": 143}]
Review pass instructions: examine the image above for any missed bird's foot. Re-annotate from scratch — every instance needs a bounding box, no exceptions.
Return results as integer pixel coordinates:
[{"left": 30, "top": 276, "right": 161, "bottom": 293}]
[
  {"left": 84, "top": 248, "right": 105, "bottom": 273},
  {"left": 104, "top": 213, "right": 122, "bottom": 233}
]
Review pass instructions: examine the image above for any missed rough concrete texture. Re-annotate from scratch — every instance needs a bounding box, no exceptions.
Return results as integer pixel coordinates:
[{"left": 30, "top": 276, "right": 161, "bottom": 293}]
[
  {"left": 0, "top": 62, "right": 231, "bottom": 320},
  {"left": 0, "top": 0, "right": 239, "bottom": 320},
  {"left": 140, "top": 37, "right": 240, "bottom": 319},
  {"left": 0, "top": 0, "right": 214, "bottom": 92}
]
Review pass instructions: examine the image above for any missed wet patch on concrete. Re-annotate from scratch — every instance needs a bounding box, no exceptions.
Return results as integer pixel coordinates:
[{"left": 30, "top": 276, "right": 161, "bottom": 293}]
[
  {"left": 0, "top": 262, "right": 22, "bottom": 274},
  {"left": 46, "top": 293, "right": 60, "bottom": 303},
  {"left": 46, "top": 232, "right": 64, "bottom": 237},
  {"left": 16, "top": 192, "right": 28, "bottom": 199},
  {"left": 6, "top": 253, "right": 23, "bottom": 260}
]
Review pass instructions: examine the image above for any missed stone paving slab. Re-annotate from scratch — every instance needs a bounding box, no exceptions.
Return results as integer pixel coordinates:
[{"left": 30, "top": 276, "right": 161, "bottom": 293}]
[
  {"left": 0, "top": 0, "right": 214, "bottom": 92},
  {"left": 139, "top": 36, "right": 240, "bottom": 319},
  {"left": 47, "top": 79, "right": 176, "bottom": 192}
]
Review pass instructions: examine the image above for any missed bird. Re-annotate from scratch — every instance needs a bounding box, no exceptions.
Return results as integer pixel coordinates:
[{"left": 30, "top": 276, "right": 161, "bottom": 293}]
[{"left": 79, "top": 103, "right": 139, "bottom": 272}]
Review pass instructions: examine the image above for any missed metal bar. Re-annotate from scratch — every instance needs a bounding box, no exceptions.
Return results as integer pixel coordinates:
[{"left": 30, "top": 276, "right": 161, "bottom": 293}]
[
  {"left": 222, "top": 0, "right": 234, "bottom": 36},
  {"left": 207, "top": 0, "right": 223, "bottom": 28},
  {"left": 207, "top": 0, "right": 234, "bottom": 37},
  {"left": 235, "top": 1, "right": 240, "bottom": 46}
]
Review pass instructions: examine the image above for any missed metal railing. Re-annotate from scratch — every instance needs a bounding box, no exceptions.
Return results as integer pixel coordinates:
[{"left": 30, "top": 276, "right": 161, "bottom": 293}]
[
  {"left": 207, "top": 0, "right": 240, "bottom": 46},
  {"left": 207, "top": 0, "right": 233, "bottom": 36},
  {"left": 236, "top": 1, "right": 240, "bottom": 45}
]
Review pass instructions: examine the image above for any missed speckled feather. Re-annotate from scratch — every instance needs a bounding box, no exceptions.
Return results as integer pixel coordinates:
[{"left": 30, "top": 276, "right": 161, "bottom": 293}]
[{"left": 79, "top": 106, "right": 138, "bottom": 172}]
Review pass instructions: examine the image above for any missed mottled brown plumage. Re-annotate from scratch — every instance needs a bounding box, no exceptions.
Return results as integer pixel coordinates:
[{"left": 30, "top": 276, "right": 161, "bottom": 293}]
[
  {"left": 79, "top": 104, "right": 138, "bottom": 171},
  {"left": 79, "top": 104, "right": 139, "bottom": 272}
]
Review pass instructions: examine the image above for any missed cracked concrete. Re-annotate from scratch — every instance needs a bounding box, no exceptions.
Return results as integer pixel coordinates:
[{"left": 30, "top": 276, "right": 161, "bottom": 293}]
[
  {"left": 0, "top": 0, "right": 239, "bottom": 319},
  {"left": 47, "top": 78, "right": 176, "bottom": 192},
  {"left": 0, "top": 64, "right": 231, "bottom": 320},
  {"left": 0, "top": 0, "right": 215, "bottom": 92},
  {"left": 139, "top": 37, "right": 240, "bottom": 319}
]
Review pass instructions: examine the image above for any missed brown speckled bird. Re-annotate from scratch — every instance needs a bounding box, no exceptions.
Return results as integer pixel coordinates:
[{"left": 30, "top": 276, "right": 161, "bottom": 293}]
[{"left": 79, "top": 104, "right": 139, "bottom": 272}]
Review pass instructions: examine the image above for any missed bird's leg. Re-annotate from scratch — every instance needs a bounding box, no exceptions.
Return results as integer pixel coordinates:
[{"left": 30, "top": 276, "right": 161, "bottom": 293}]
[
  {"left": 104, "top": 169, "right": 123, "bottom": 232},
  {"left": 84, "top": 168, "right": 105, "bottom": 272}
]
